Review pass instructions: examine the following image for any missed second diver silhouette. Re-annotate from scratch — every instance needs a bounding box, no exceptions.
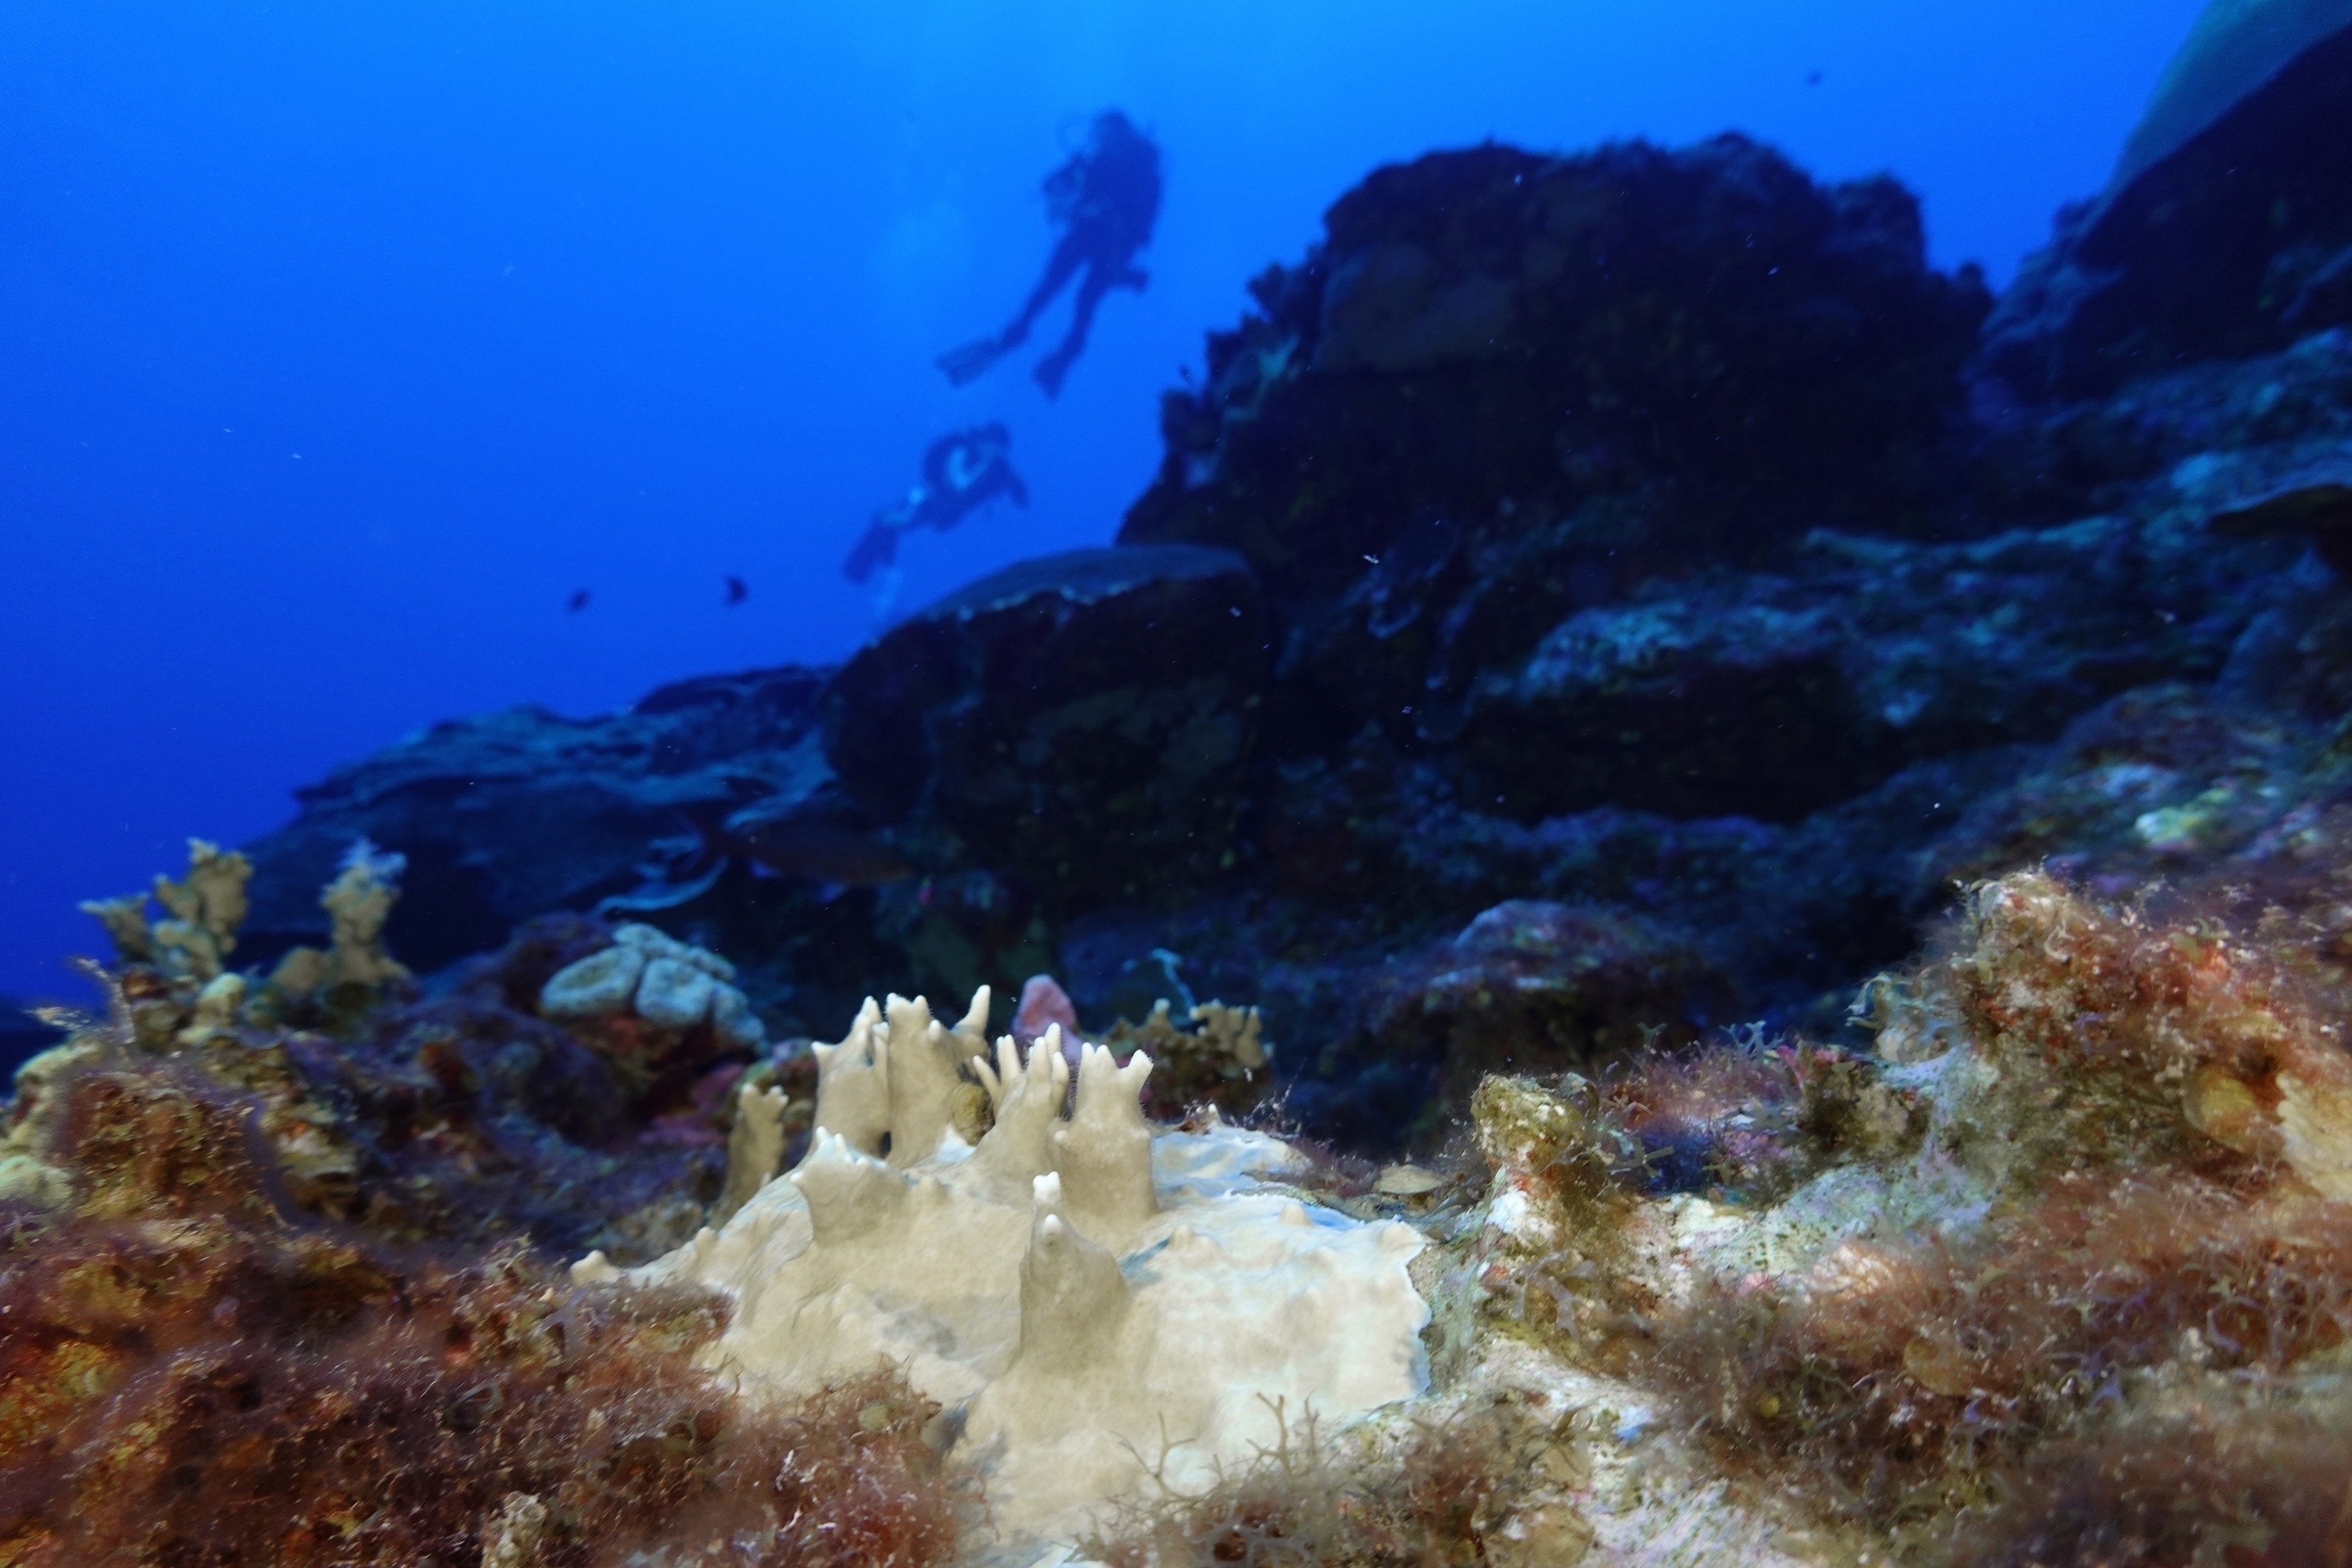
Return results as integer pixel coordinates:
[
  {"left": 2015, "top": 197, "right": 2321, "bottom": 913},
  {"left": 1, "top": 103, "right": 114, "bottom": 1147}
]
[
  {"left": 938, "top": 110, "right": 1162, "bottom": 399},
  {"left": 844, "top": 423, "right": 1030, "bottom": 584}
]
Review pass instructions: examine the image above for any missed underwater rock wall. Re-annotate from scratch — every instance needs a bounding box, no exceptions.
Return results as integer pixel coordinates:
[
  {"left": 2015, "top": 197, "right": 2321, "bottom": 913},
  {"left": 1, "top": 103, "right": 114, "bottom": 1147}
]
[
  {"left": 237, "top": 665, "right": 834, "bottom": 977},
  {"left": 821, "top": 544, "right": 1265, "bottom": 911},
  {"left": 1123, "top": 136, "right": 1993, "bottom": 597},
  {"left": 1980, "top": 5, "right": 2352, "bottom": 400},
  {"left": 233, "top": 19, "right": 2352, "bottom": 1151}
]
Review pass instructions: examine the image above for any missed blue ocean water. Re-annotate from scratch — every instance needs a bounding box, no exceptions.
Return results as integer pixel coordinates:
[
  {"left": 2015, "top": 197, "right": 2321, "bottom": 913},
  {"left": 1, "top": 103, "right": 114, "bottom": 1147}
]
[{"left": 0, "top": 0, "right": 2202, "bottom": 1005}]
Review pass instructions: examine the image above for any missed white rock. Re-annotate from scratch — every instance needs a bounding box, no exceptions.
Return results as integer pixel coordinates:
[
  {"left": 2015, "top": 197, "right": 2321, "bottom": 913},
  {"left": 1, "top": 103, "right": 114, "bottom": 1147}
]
[
  {"left": 634, "top": 956, "right": 717, "bottom": 1030},
  {"left": 709, "top": 983, "right": 766, "bottom": 1049},
  {"left": 538, "top": 945, "right": 646, "bottom": 1019}
]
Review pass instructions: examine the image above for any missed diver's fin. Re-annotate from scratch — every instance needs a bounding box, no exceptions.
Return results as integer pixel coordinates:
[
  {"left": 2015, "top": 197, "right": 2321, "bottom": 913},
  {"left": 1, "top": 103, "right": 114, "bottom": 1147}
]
[
  {"left": 937, "top": 336, "right": 1006, "bottom": 387},
  {"left": 843, "top": 523, "right": 898, "bottom": 583},
  {"left": 1034, "top": 350, "right": 1075, "bottom": 400}
]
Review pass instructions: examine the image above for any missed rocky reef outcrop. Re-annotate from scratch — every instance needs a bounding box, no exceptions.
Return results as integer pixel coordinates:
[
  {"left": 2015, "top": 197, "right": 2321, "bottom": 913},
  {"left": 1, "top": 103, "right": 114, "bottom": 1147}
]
[
  {"left": 822, "top": 544, "right": 1265, "bottom": 910},
  {"left": 1128, "top": 137, "right": 1991, "bottom": 593},
  {"left": 9, "top": 842, "right": 766, "bottom": 1264},
  {"left": 236, "top": 666, "right": 834, "bottom": 975},
  {"left": 1980, "top": 2, "right": 2352, "bottom": 402},
  {"left": 232, "top": 16, "right": 2352, "bottom": 1157}
]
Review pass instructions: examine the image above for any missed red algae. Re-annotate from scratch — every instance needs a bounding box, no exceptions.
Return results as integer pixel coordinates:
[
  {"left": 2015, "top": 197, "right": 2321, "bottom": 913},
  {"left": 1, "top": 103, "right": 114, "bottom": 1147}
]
[
  {"left": 655, "top": 1369, "right": 973, "bottom": 1568},
  {"left": 1953, "top": 1394, "right": 2352, "bottom": 1568},
  {"left": 1633, "top": 870, "right": 2352, "bottom": 1558},
  {"left": 0, "top": 1049, "right": 970, "bottom": 1567},
  {"left": 1651, "top": 1171, "right": 2352, "bottom": 1520},
  {"left": 1929, "top": 870, "right": 2352, "bottom": 1183},
  {"left": 1081, "top": 1403, "right": 1546, "bottom": 1568}
]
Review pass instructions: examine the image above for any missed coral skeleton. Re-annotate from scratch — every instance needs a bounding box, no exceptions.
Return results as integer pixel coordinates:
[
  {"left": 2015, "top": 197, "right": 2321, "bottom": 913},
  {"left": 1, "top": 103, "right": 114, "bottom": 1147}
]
[{"left": 579, "top": 988, "right": 1429, "bottom": 1548}]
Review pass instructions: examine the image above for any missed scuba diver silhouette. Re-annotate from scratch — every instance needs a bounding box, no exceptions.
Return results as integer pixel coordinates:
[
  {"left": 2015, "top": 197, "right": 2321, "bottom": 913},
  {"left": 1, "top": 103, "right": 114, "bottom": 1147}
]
[
  {"left": 843, "top": 423, "right": 1030, "bottom": 583},
  {"left": 938, "top": 110, "right": 1162, "bottom": 399}
]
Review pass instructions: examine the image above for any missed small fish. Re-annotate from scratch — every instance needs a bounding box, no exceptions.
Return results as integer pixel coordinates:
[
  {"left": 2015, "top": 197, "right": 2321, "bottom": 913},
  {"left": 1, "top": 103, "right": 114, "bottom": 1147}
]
[
  {"left": 679, "top": 799, "right": 913, "bottom": 887},
  {"left": 725, "top": 575, "right": 748, "bottom": 606},
  {"left": 567, "top": 589, "right": 592, "bottom": 612},
  {"left": 735, "top": 819, "right": 913, "bottom": 887}
]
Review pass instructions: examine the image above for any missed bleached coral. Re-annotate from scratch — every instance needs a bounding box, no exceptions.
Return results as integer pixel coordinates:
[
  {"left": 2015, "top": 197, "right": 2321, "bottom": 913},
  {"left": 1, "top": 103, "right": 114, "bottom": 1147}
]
[
  {"left": 578, "top": 989, "right": 1428, "bottom": 1549},
  {"left": 79, "top": 837, "right": 253, "bottom": 982},
  {"left": 539, "top": 923, "right": 765, "bottom": 1051},
  {"left": 267, "top": 838, "right": 414, "bottom": 1002}
]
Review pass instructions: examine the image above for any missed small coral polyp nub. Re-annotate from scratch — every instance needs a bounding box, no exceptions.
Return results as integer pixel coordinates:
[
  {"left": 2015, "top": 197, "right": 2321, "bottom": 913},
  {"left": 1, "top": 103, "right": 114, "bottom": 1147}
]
[
  {"left": 811, "top": 997, "right": 892, "bottom": 1156},
  {"left": 968, "top": 1024, "right": 1073, "bottom": 1188},
  {"left": 882, "top": 992, "right": 979, "bottom": 1166},
  {"left": 791, "top": 1129, "right": 911, "bottom": 1245},
  {"left": 1053, "top": 1042, "right": 1160, "bottom": 1241},
  {"left": 1017, "top": 1171, "right": 1132, "bottom": 1366}
]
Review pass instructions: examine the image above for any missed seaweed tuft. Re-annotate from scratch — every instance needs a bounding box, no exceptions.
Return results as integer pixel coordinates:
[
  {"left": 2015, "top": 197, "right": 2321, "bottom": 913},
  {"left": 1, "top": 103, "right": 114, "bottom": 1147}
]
[{"left": 1080, "top": 1399, "right": 1575, "bottom": 1568}]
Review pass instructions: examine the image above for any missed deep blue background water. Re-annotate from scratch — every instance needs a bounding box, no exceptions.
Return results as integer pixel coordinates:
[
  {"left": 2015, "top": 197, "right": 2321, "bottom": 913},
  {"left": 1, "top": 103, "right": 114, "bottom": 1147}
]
[{"left": 1, "top": 0, "right": 2204, "bottom": 1004}]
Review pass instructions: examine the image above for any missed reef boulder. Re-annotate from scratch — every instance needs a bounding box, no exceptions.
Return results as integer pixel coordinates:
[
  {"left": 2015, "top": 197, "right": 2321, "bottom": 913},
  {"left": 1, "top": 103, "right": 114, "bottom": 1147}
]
[
  {"left": 822, "top": 544, "right": 1267, "bottom": 909},
  {"left": 1980, "top": 5, "right": 2352, "bottom": 399},
  {"left": 238, "top": 665, "right": 835, "bottom": 974},
  {"left": 1119, "top": 137, "right": 1994, "bottom": 796},
  {"left": 1322, "top": 900, "right": 1733, "bottom": 1144},
  {"left": 1124, "top": 136, "right": 1991, "bottom": 605}
]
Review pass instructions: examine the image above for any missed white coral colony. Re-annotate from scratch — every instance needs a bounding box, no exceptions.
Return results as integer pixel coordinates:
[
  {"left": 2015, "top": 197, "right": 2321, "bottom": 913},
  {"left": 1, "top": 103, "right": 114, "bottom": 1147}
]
[
  {"left": 574, "top": 988, "right": 1429, "bottom": 1547},
  {"left": 538, "top": 923, "right": 766, "bottom": 1048}
]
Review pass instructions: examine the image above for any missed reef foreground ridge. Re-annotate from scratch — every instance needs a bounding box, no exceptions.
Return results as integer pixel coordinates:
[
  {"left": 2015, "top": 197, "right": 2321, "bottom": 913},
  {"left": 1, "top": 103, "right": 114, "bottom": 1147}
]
[
  {"left": 18, "top": 853, "right": 2352, "bottom": 1564},
  {"left": 17, "top": 5, "right": 2352, "bottom": 1561}
]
